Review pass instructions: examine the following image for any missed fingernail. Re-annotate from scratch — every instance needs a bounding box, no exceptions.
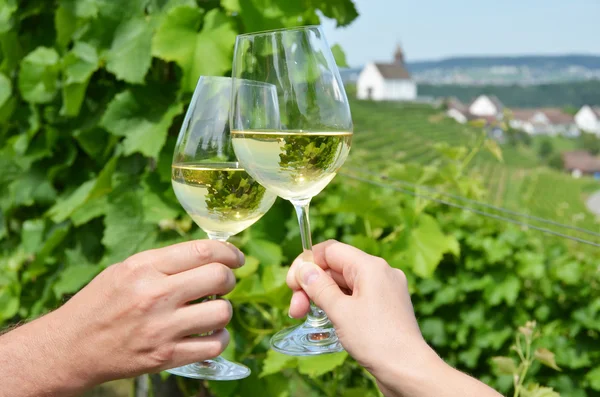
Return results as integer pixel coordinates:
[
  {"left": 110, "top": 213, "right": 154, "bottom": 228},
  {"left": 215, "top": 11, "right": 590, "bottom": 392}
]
[
  {"left": 226, "top": 242, "right": 245, "bottom": 266},
  {"left": 288, "top": 311, "right": 294, "bottom": 319},
  {"left": 237, "top": 249, "right": 245, "bottom": 266}
]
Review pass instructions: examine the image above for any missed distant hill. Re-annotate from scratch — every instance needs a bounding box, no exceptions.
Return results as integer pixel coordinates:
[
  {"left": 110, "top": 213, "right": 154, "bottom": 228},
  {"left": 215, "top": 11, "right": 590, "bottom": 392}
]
[
  {"left": 342, "top": 55, "right": 600, "bottom": 85},
  {"left": 418, "top": 80, "right": 600, "bottom": 108},
  {"left": 407, "top": 55, "right": 600, "bottom": 85},
  {"left": 407, "top": 55, "right": 600, "bottom": 71}
]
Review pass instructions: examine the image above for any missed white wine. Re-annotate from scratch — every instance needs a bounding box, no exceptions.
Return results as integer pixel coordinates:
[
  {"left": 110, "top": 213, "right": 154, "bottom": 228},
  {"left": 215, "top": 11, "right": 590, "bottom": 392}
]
[
  {"left": 171, "top": 163, "right": 277, "bottom": 237},
  {"left": 231, "top": 131, "right": 352, "bottom": 201}
]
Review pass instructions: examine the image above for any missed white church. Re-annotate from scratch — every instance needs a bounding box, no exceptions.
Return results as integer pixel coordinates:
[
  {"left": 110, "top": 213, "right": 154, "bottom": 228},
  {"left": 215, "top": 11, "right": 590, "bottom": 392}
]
[{"left": 356, "top": 45, "right": 417, "bottom": 101}]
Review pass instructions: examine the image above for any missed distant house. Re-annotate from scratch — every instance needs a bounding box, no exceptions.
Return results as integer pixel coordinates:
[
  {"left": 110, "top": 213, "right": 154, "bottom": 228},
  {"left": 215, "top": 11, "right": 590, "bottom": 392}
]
[
  {"left": 468, "top": 95, "right": 504, "bottom": 119},
  {"left": 562, "top": 150, "right": 600, "bottom": 177},
  {"left": 509, "top": 108, "right": 578, "bottom": 136},
  {"left": 575, "top": 105, "right": 600, "bottom": 135},
  {"left": 357, "top": 45, "right": 417, "bottom": 101},
  {"left": 445, "top": 97, "right": 469, "bottom": 124}
]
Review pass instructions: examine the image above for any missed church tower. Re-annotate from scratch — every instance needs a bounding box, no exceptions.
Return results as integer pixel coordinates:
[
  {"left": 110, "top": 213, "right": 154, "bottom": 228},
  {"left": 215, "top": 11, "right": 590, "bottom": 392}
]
[{"left": 394, "top": 43, "right": 405, "bottom": 65}]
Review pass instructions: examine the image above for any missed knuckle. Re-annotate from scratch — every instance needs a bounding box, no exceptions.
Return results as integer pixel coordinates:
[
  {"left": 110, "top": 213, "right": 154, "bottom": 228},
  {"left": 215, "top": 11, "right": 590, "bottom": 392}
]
[
  {"left": 191, "top": 240, "right": 214, "bottom": 264},
  {"left": 374, "top": 257, "right": 390, "bottom": 269},
  {"left": 394, "top": 268, "right": 407, "bottom": 282},
  {"left": 118, "top": 258, "right": 147, "bottom": 279},
  {"left": 132, "top": 282, "right": 169, "bottom": 311},
  {"left": 211, "top": 263, "right": 234, "bottom": 288},
  {"left": 147, "top": 342, "right": 176, "bottom": 370}
]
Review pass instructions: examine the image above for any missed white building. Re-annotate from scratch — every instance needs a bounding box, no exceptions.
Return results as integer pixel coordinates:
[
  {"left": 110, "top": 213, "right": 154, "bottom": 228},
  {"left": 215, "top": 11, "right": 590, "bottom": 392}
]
[
  {"left": 468, "top": 95, "right": 504, "bottom": 118},
  {"left": 575, "top": 105, "right": 600, "bottom": 135},
  {"left": 446, "top": 97, "right": 469, "bottom": 124},
  {"left": 509, "top": 108, "right": 578, "bottom": 136},
  {"left": 357, "top": 45, "right": 417, "bottom": 101}
]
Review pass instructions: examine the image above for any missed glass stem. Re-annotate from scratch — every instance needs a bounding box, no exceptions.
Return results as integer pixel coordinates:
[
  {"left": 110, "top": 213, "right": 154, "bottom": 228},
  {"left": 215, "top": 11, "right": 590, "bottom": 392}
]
[{"left": 291, "top": 199, "right": 329, "bottom": 328}]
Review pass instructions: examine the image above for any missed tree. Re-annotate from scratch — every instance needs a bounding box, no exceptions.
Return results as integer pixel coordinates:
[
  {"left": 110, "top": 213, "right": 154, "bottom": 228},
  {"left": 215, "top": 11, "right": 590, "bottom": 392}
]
[
  {"left": 580, "top": 132, "right": 600, "bottom": 155},
  {"left": 538, "top": 139, "right": 554, "bottom": 159}
]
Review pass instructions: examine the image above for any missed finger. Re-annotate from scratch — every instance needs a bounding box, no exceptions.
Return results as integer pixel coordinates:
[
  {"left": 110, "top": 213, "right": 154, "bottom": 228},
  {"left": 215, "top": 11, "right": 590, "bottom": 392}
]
[
  {"left": 288, "top": 290, "right": 310, "bottom": 319},
  {"left": 167, "top": 263, "right": 236, "bottom": 304},
  {"left": 287, "top": 257, "right": 349, "bottom": 291},
  {"left": 295, "top": 261, "right": 347, "bottom": 320},
  {"left": 168, "top": 329, "right": 230, "bottom": 369},
  {"left": 125, "top": 240, "right": 245, "bottom": 275},
  {"left": 173, "top": 299, "right": 233, "bottom": 337},
  {"left": 325, "top": 269, "right": 350, "bottom": 290},
  {"left": 313, "top": 240, "right": 387, "bottom": 290}
]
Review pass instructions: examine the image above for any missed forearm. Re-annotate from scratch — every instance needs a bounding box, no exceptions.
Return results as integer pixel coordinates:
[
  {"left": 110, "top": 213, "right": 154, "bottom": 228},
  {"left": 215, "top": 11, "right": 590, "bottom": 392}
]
[
  {"left": 0, "top": 311, "right": 92, "bottom": 397},
  {"left": 375, "top": 347, "right": 502, "bottom": 397}
]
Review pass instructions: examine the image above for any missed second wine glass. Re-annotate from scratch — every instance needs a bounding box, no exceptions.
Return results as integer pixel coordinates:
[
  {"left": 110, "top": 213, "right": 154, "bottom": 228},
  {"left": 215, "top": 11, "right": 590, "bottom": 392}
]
[
  {"left": 169, "top": 76, "right": 279, "bottom": 379},
  {"left": 230, "top": 26, "right": 353, "bottom": 356}
]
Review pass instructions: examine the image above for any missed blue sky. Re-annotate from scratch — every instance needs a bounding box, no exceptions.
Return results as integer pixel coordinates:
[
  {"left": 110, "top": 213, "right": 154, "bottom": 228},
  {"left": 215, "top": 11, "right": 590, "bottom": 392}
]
[{"left": 321, "top": 0, "right": 600, "bottom": 67}]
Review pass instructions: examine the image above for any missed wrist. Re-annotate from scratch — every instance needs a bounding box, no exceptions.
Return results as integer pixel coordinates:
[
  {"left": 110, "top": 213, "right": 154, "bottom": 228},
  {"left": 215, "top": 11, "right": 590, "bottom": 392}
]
[{"left": 371, "top": 341, "right": 449, "bottom": 397}]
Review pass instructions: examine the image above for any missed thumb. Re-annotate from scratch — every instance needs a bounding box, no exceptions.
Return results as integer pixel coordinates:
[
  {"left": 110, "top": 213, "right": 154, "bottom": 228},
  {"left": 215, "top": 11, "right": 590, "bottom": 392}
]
[{"left": 295, "top": 261, "right": 346, "bottom": 316}]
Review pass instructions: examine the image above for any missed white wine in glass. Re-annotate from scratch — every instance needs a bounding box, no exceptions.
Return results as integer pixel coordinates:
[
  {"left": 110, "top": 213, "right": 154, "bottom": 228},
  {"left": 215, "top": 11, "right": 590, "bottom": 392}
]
[
  {"left": 167, "top": 76, "right": 279, "bottom": 380},
  {"left": 230, "top": 26, "right": 353, "bottom": 356}
]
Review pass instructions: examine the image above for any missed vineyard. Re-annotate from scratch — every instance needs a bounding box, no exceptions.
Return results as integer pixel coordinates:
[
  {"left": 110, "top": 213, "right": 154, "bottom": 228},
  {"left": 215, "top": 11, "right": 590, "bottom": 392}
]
[{"left": 347, "top": 99, "right": 600, "bottom": 235}]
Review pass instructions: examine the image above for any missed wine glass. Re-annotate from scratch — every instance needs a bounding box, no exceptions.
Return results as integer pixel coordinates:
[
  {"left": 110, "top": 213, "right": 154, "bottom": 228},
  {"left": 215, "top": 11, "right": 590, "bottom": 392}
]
[
  {"left": 168, "top": 76, "right": 279, "bottom": 379},
  {"left": 230, "top": 26, "right": 353, "bottom": 356}
]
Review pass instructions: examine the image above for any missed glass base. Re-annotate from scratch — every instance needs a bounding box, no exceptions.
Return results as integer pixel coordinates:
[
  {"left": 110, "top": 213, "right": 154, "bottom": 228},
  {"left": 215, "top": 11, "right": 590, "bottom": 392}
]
[
  {"left": 270, "top": 319, "right": 344, "bottom": 356},
  {"left": 166, "top": 356, "right": 250, "bottom": 380}
]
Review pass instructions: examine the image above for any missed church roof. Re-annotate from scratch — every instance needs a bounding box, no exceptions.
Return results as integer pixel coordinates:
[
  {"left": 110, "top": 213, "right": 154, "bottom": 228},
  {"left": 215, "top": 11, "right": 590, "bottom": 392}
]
[{"left": 373, "top": 63, "right": 411, "bottom": 80}]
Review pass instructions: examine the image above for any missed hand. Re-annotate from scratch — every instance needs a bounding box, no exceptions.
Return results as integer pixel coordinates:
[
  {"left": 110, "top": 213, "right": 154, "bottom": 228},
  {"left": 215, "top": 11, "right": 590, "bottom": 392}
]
[
  {"left": 287, "top": 241, "right": 434, "bottom": 379},
  {"left": 0, "top": 240, "right": 244, "bottom": 397},
  {"left": 287, "top": 240, "right": 501, "bottom": 397}
]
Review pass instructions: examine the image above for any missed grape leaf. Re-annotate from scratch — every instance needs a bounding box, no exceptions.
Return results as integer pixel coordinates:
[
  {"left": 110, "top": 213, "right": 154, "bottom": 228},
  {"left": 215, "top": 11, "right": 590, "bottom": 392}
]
[
  {"left": 405, "top": 214, "right": 459, "bottom": 278},
  {"left": 260, "top": 350, "right": 297, "bottom": 378},
  {"left": 484, "top": 275, "right": 521, "bottom": 306},
  {"left": 331, "top": 44, "right": 348, "bottom": 68},
  {"left": 61, "top": 42, "right": 99, "bottom": 116},
  {"left": 18, "top": 47, "right": 60, "bottom": 103},
  {"left": 316, "top": 0, "right": 359, "bottom": 27},
  {"left": 106, "top": 18, "right": 153, "bottom": 84},
  {"left": 102, "top": 189, "right": 156, "bottom": 264},
  {"left": 491, "top": 356, "right": 517, "bottom": 375},
  {"left": 63, "top": 42, "right": 98, "bottom": 84},
  {"left": 587, "top": 367, "right": 600, "bottom": 391},
  {"left": 233, "top": 255, "right": 260, "bottom": 278},
  {"left": 54, "top": 4, "right": 77, "bottom": 49},
  {"left": 152, "top": 7, "right": 237, "bottom": 91},
  {"left": 0, "top": 72, "right": 11, "bottom": 108},
  {"left": 21, "top": 219, "right": 45, "bottom": 254},
  {"left": 70, "top": 195, "right": 109, "bottom": 226},
  {"left": 297, "top": 352, "right": 348, "bottom": 377},
  {"left": 8, "top": 169, "right": 57, "bottom": 207},
  {"left": 53, "top": 250, "right": 102, "bottom": 298},
  {"left": 0, "top": 274, "right": 20, "bottom": 323},
  {"left": 100, "top": 89, "right": 183, "bottom": 158},
  {"left": 535, "top": 348, "right": 561, "bottom": 371},
  {"left": 521, "top": 384, "right": 561, "bottom": 397},
  {"left": 47, "top": 156, "right": 117, "bottom": 222},
  {"left": 244, "top": 238, "right": 283, "bottom": 267},
  {"left": 59, "top": 0, "right": 99, "bottom": 19},
  {"left": 0, "top": 0, "right": 17, "bottom": 34}
]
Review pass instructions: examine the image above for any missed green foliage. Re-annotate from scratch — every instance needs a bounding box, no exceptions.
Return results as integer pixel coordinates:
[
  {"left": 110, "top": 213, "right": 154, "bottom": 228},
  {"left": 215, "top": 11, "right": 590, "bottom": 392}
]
[
  {"left": 2, "top": 2, "right": 599, "bottom": 397},
  {"left": 538, "top": 139, "right": 554, "bottom": 160},
  {"left": 492, "top": 321, "right": 561, "bottom": 397}
]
